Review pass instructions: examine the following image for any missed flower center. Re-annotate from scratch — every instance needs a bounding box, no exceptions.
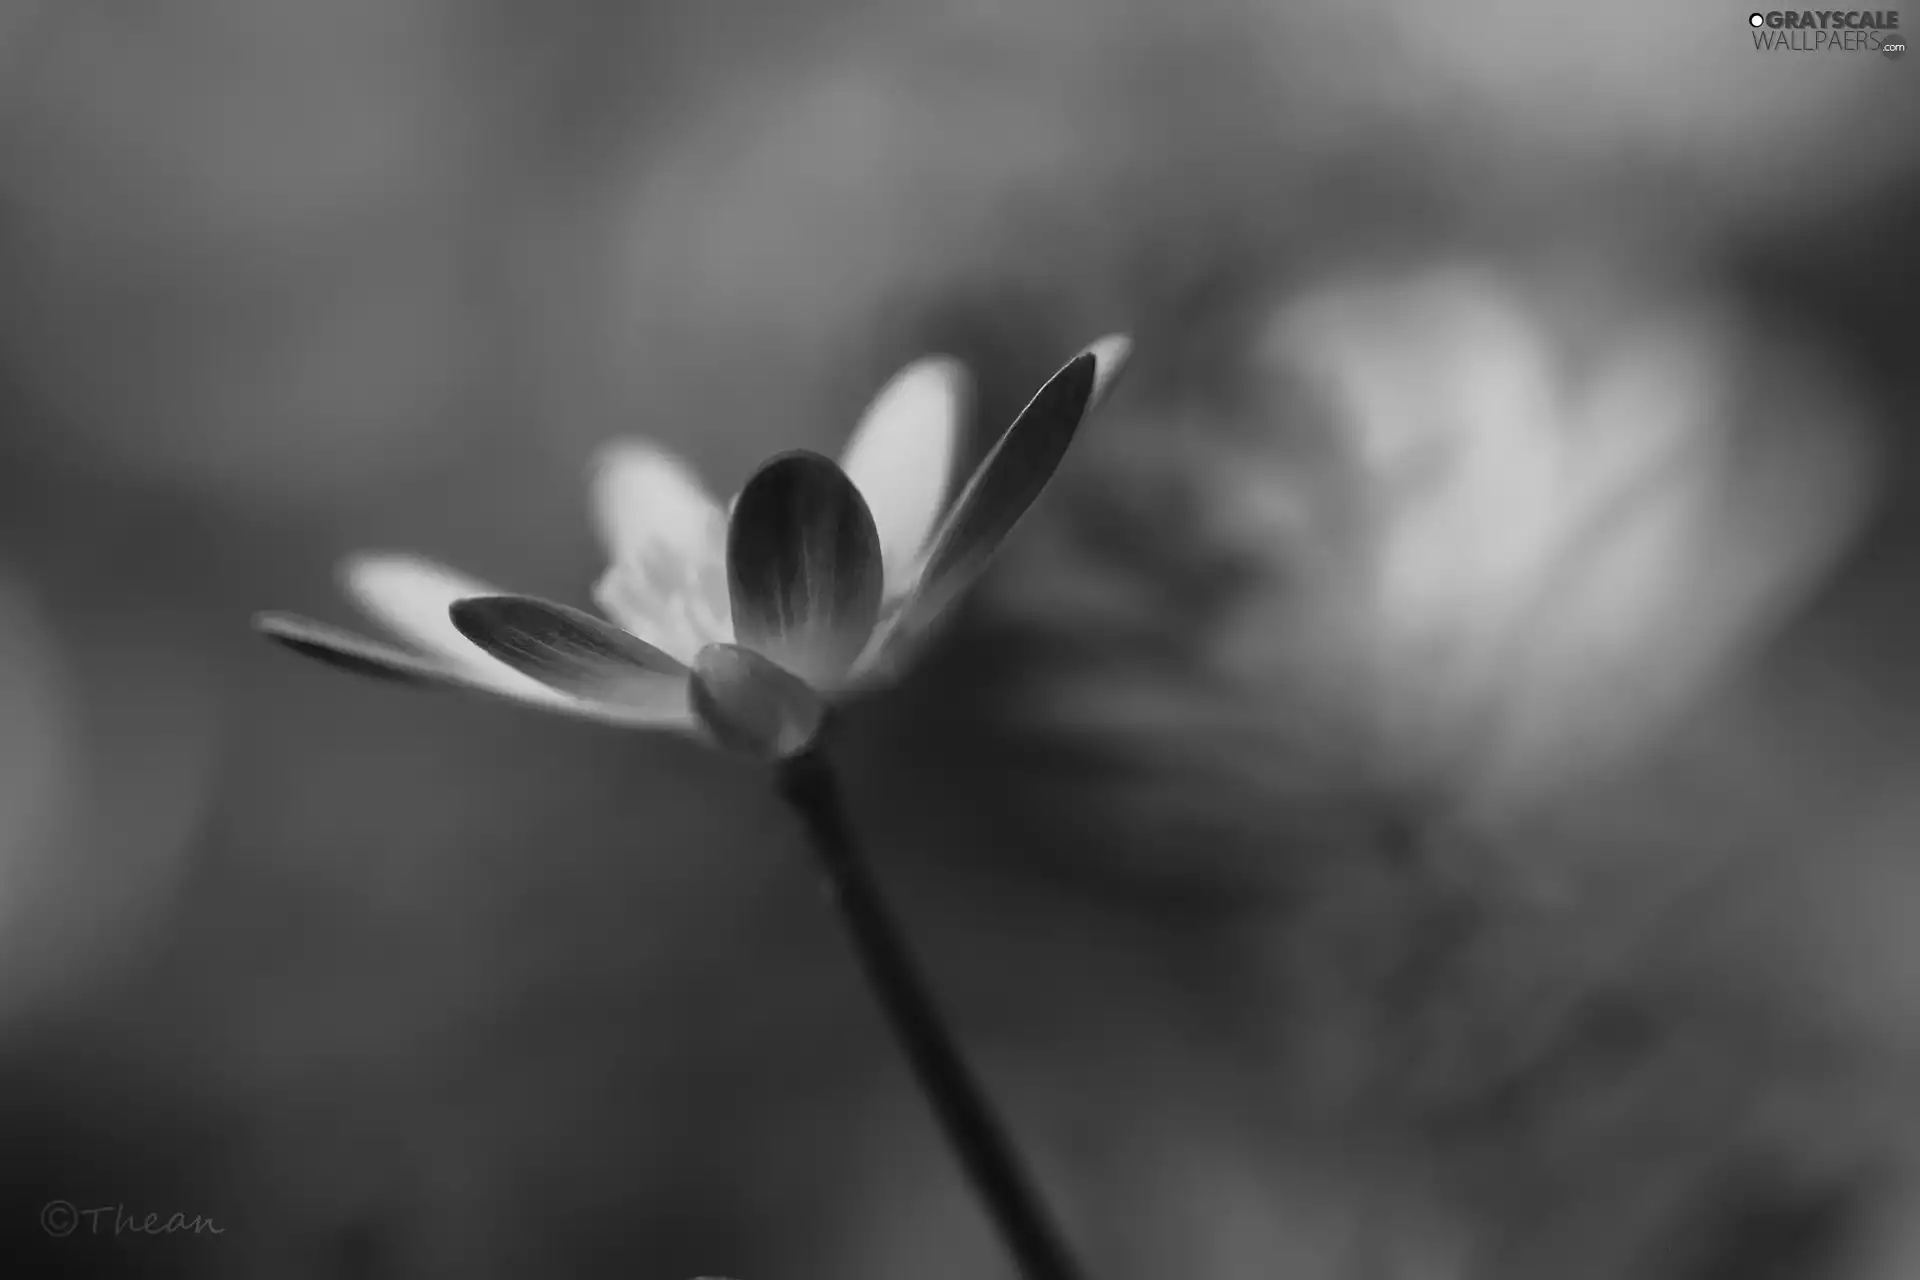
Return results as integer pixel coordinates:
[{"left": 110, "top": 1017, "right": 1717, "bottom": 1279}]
[{"left": 595, "top": 542, "right": 734, "bottom": 663}]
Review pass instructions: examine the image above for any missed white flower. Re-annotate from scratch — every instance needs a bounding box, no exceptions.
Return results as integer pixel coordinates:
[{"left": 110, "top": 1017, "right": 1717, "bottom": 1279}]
[
  {"left": 1232, "top": 266, "right": 1869, "bottom": 808},
  {"left": 255, "top": 336, "right": 1131, "bottom": 755}
]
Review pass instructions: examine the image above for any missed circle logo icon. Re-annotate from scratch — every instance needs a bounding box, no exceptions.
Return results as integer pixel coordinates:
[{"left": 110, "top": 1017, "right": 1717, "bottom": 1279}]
[
  {"left": 40, "top": 1201, "right": 78, "bottom": 1237},
  {"left": 1749, "top": 12, "right": 1766, "bottom": 26}
]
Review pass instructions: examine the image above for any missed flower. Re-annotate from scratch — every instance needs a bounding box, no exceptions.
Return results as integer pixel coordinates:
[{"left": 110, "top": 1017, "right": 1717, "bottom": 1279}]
[
  {"left": 1225, "top": 265, "right": 1869, "bottom": 808},
  {"left": 255, "top": 335, "right": 1132, "bottom": 755},
  {"left": 989, "top": 266, "right": 1870, "bottom": 831}
]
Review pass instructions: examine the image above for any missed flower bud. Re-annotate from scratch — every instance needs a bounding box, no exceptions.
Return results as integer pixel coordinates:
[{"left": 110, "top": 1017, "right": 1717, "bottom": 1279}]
[{"left": 689, "top": 643, "right": 827, "bottom": 759}]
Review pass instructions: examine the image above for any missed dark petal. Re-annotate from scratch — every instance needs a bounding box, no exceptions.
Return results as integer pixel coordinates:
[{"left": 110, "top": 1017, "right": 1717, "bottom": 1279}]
[
  {"left": 905, "top": 336, "right": 1129, "bottom": 628},
  {"left": 688, "top": 642, "right": 826, "bottom": 759},
  {"left": 254, "top": 611, "right": 458, "bottom": 687},
  {"left": 725, "top": 450, "right": 883, "bottom": 684},
  {"left": 448, "top": 594, "right": 689, "bottom": 703},
  {"left": 258, "top": 606, "right": 693, "bottom": 728}
]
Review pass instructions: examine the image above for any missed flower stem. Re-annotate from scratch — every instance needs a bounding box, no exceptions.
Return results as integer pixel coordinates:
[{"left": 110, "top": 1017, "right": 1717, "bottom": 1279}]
[{"left": 775, "top": 742, "right": 1084, "bottom": 1280}]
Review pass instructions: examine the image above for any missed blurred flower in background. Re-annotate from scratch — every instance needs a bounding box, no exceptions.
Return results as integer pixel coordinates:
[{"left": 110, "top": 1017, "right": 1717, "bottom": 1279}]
[
  {"left": 1232, "top": 262, "right": 1873, "bottom": 814},
  {"left": 998, "top": 260, "right": 1878, "bottom": 845}
]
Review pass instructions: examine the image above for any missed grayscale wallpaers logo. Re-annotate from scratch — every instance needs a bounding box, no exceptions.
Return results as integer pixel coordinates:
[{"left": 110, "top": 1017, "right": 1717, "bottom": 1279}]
[{"left": 1747, "top": 9, "right": 1904, "bottom": 55}]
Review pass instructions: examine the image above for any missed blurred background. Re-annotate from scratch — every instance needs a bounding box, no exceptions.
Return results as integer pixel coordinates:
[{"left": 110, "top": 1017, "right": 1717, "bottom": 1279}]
[{"left": 0, "top": 0, "right": 1916, "bottom": 1275}]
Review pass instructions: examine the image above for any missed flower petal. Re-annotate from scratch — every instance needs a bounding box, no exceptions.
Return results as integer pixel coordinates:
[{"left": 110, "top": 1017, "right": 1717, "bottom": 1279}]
[
  {"left": 688, "top": 642, "right": 826, "bottom": 758},
  {"left": 838, "top": 356, "right": 968, "bottom": 598},
  {"left": 590, "top": 563, "right": 734, "bottom": 667},
  {"left": 589, "top": 441, "right": 734, "bottom": 661},
  {"left": 254, "top": 609, "right": 687, "bottom": 728},
  {"left": 341, "top": 552, "right": 566, "bottom": 698},
  {"left": 726, "top": 450, "right": 884, "bottom": 686},
  {"left": 1085, "top": 333, "right": 1133, "bottom": 413},
  {"left": 590, "top": 439, "right": 727, "bottom": 568},
  {"left": 860, "top": 335, "right": 1131, "bottom": 676},
  {"left": 448, "top": 594, "right": 694, "bottom": 720},
  {"left": 254, "top": 611, "right": 466, "bottom": 687}
]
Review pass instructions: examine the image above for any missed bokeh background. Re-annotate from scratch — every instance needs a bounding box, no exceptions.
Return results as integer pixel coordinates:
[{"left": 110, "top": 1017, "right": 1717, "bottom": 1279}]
[{"left": 0, "top": 1, "right": 1916, "bottom": 1276}]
